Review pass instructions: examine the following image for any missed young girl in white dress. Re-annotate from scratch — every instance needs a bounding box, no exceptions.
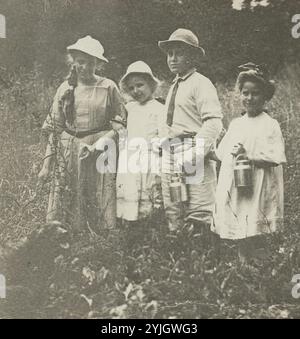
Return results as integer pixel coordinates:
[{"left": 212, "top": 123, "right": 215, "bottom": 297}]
[
  {"left": 116, "top": 61, "right": 165, "bottom": 226},
  {"left": 214, "top": 63, "right": 286, "bottom": 263}
]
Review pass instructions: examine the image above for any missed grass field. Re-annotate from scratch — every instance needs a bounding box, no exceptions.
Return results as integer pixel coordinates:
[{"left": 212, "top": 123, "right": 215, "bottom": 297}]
[{"left": 0, "top": 63, "right": 299, "bottom": 318}]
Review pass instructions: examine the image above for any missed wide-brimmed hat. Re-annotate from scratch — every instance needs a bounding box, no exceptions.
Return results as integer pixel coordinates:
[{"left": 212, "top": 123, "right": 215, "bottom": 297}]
[
  {"left": 158, "top": 28, "right": 205, "bottom": 57},
  {"left": 237, "top": 62, "right": 275, "bottom": 101},
  {"left": 120, "top": 61, "right": 159, "bottom": 91},
  {"left": 67, "top": 35, "right": 108, "bottom": 63}
]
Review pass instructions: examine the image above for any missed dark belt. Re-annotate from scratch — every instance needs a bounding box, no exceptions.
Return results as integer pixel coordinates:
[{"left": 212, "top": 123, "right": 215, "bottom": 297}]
[
  {"left": 64, "top": 128, "right": 104, "bottom": 138},
  {"left": 168, "top": 132, "right": 197, "bottom": 142},
  {"left": 160, "top": 133, "right": 197, "bottom": 154},
  {"left": 161, "top": 133, "right": 197, "bottom": 146}
]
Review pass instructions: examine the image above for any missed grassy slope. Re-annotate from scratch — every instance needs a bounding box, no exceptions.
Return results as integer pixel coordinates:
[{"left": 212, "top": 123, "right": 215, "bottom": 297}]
[{"left": 0, "top": 64, "right": 299, "bottom": 318}]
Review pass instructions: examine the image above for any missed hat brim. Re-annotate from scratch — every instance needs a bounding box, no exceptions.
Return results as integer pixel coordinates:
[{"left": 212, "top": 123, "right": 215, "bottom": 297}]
[
  {"left": 120, "top": 72, "right": 159, "bottom": 90},
  {"left": 67, "top": 46, "right": 109, "bottom": 63},
  {"left": 158, "top": 40, "right": 205, "bottom": 57}
]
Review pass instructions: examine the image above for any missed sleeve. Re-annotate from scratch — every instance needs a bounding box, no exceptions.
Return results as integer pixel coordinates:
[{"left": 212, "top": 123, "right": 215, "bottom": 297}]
[
  {"left": 195, "top": 118, "right": 223, "bottom": 157},
  {"left": 154, "top": 102, "right": 166, "bottom": 138},
  {"left": 151, "top": 108, "right": 160, "bottom": 138},
  {"left": 108, "top": 82, "right": 127, "bottom": 121},
  {"left": 150, "top": 103, "right": 164, "bottom": 152},
  {"left": 215, "top": 121, "right": 235, "bottom": 161},
  {"left": 194, "top": 78, "right": 223, "bottom": 121},
  {"left": 249, "top": 119, "right": 286, "bottom": 165},
  {"left": 42, "top": 82, "right": 67, "bottom": 134}
]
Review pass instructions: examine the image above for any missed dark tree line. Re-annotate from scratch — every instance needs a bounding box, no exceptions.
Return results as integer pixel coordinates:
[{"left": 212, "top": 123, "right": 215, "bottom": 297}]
[{"left": 0, "top": 0, "right": 299, "bottom": 83}]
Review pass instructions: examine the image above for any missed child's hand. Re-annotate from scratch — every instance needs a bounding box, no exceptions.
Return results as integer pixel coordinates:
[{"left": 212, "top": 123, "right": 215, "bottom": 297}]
[
  {"left": 79, "top": 144, "right": 95, "bottom": 160},
  {"left": 110, "top": 115, "right": 126, "bottom": 131},
  {"left": 151, "top": 137, "right": 163, "bottom": 154},
  {"left": 111, "top": 121, "right": 124, "bottom": 131},
  {"left": 231, "top": 143, "right": 246, "bottom": 157}
]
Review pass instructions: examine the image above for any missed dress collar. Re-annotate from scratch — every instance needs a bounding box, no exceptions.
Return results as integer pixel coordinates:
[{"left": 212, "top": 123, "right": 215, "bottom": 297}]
[{"left": 241, "top": 109, "right": 268, "bottom": 117}]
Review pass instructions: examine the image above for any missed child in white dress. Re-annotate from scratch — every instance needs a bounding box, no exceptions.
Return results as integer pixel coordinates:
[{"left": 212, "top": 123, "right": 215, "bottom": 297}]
[
  {"left": 116, "top": 61, "right": 165, "bottom": 225},
  {"left": 214, "top": 63, "right": 286, "bottom": 263}
]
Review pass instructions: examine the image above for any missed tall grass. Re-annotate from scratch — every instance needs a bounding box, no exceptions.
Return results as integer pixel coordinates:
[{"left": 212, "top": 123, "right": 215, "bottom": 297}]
[
  {"left": 0, "top": 63, "right": 299, "bottom": 318},
  {"left": 0, "top": 66, "right": 58, "bottom": 243}
]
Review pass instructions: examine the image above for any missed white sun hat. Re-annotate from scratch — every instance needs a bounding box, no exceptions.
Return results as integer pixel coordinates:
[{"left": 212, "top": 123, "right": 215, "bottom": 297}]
[
  {"left": 67, "top": 35, "right": 108, "bottom": 63},
  {"left": 120, "top": 61, "right": 159, "bottom": 90}
]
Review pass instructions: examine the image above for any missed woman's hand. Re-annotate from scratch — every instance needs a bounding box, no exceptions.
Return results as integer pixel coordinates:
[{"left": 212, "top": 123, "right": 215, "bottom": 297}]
[
  {"left": 231, "top": 143, "right": 246, "bottom": 157},
  {"left": 38, "top": 166, "right": 51, "bottom": 182}
]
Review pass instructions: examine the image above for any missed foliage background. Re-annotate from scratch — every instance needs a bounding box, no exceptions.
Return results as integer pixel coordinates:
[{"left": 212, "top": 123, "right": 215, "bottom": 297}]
[
  {"left": 1, "top": 0, "right": 300, "bottom": 81},
  {"left": 0, "top": 0, "right": 300, "bottom": 318}
]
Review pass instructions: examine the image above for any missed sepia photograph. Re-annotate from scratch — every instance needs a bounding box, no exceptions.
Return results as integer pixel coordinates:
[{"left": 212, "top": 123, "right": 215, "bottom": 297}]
[{"left": 0, "top": 0, "right": 300, "bottom": 320}]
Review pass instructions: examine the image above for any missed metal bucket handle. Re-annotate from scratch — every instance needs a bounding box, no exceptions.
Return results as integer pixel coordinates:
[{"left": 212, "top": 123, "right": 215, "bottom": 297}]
[{"left": 235, "top": 153, "right": 248, "bottom": 164}]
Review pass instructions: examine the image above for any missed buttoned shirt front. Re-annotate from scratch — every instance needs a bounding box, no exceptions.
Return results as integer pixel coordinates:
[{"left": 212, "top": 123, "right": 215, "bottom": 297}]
[{"left": 162, "top": 69, "right": 222, "bottom": 139}]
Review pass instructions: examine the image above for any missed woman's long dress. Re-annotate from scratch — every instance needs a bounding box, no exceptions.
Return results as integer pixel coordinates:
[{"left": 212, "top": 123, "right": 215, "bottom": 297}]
[{"left": 42, "top": 76, "right": 125, "bottom": 232}]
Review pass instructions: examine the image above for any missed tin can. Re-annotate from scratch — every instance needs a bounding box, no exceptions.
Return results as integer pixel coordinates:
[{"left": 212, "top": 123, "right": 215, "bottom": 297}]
[{"left": 234, "top": 154, "right": 253, "bottom": 188}]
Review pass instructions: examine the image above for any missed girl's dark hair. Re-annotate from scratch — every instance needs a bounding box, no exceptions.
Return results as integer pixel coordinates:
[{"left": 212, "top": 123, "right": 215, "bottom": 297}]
[{"left": 236, "top": 63, "right": 275, "bottom": 101}]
